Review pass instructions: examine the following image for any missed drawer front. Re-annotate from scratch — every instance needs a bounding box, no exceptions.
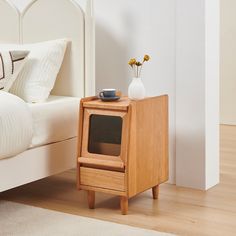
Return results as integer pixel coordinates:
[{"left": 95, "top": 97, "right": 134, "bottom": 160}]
[{"left": 80, "top": 167, "right": 125, "bottom": 192}]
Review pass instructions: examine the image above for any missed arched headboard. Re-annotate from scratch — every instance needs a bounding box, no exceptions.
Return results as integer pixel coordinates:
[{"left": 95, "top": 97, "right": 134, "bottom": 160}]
[{"left": 0, "top": 0, "right": 95, "bottom": 97}]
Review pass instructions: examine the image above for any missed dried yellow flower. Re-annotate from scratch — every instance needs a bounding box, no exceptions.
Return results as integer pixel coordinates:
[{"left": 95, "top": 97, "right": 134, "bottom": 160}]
[
  {"left": 128, "top": 55, "right": 151, "bottom": 78},
  {"left": 128, "top": 58, "right": 136, "bottom": 66},
  {"left": 143, "top": 55, "right": 150, "bottom": 62}
]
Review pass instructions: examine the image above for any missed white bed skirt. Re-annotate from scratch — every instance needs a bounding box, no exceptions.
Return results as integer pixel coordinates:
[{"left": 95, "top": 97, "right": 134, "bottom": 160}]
[{"left": 0, "top": 138, "right": 77, "bottom": 192}]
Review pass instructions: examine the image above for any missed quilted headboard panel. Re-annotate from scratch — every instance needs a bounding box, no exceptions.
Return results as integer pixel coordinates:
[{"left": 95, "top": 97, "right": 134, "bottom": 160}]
[{"left": 0, "top": 0, "right": 95, "bottom": 97}]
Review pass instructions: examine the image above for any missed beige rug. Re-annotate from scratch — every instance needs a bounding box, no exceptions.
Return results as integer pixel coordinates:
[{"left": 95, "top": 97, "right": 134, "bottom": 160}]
[{"left": 0, "top": 201, "right": 174, "bottom": 236}]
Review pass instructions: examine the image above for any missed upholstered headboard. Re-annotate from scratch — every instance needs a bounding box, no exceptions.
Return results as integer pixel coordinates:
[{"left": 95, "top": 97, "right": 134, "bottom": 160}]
[{"left": 0, "top": 0, "right": 95, "bottom": 97}]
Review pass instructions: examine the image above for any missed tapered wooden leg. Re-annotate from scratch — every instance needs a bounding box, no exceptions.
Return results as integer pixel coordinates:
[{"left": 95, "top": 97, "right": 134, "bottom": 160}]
[
  {"left": 87, "top": 191, "right": 95, "bottom": 209},
  {"left": 120, "top": 196, "right": 128, "bottom": 215},
  {"left": 152, "top": 185, "right": 159, "bottom": 199}
]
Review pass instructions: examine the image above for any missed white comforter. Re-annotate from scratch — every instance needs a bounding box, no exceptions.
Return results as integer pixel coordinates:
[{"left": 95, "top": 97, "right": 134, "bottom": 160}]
[{"left": 0, "top": 92, "right": 33, "bottom": 159}]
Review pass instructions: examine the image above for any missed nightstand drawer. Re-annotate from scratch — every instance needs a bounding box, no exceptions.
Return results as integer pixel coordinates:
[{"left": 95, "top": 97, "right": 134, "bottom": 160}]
[{"left": 80, "top": 167, "right": 125, "bottom": 191}]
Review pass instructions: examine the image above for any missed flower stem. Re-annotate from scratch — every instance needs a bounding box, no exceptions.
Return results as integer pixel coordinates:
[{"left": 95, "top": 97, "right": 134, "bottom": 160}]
[{"left": 139, "top": 65, "right": 143, "bottom": 77}]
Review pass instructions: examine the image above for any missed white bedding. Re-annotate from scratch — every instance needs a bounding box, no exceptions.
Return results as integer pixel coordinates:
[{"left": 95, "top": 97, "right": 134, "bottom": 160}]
[
  {"left": 0, "top": 92, "right": 33, "bottom": 159},
  {"left": 28, "top": 95, "right": 80, "bottom": 148}
]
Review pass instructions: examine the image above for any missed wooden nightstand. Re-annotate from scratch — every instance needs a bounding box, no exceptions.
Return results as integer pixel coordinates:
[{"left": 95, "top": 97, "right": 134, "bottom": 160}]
[{"left": 77, "top": 96, "right": 168, "bottom": 214}]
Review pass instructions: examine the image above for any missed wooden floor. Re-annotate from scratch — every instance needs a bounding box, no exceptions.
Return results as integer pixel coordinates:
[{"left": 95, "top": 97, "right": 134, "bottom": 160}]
[{"left": 1, "top": 125, "right": 236, "bottom": 236}]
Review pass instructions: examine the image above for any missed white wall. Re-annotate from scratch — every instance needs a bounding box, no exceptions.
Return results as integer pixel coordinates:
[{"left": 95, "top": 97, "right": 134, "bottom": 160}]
[
  {"left": 176, "top": 0, "right": 206, "bottom": 189},
  {"left": 176, "top": 0, "right": 219, "bottom": 189},
  {"left": 220, "top": 0, "right": 236, "bottom": 125},
  {"left": 9, "top": 0, "right": 219, "bottom": 190}
]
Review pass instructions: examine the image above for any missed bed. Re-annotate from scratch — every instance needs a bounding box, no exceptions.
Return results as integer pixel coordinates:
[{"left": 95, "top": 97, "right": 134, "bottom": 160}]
[{"left": 0, "top": 0, "right": 95, "bottom": 192}]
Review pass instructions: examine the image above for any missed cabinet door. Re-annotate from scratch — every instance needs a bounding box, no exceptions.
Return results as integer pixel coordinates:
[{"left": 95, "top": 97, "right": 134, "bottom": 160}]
[{"left": 81, "top": 109, "right": 129, "bottom": 167}]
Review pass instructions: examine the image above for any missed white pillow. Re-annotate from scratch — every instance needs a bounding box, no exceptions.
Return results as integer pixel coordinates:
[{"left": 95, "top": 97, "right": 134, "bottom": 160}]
[
  {"left": 1, "top": 39, "right": 68, "bottom": 103},
  {"left": 0, "top": 50, "right": 29, "bottom": 92}
]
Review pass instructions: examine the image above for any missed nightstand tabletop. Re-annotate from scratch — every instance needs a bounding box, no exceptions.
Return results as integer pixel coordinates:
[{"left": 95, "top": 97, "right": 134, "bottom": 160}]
[{"left": 82, "top": 96, "right": 131, "bottom": 111}]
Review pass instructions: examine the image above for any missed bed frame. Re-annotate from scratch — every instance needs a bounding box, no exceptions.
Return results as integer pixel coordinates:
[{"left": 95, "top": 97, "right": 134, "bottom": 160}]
[{"left": 0, "top": 0, "right": 95, "bottom": 192}]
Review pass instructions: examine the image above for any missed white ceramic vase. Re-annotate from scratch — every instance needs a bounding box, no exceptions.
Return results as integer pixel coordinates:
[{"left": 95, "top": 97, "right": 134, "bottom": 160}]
[{"left": 128, "top": 77, "right": 146, "bottom": 100}]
